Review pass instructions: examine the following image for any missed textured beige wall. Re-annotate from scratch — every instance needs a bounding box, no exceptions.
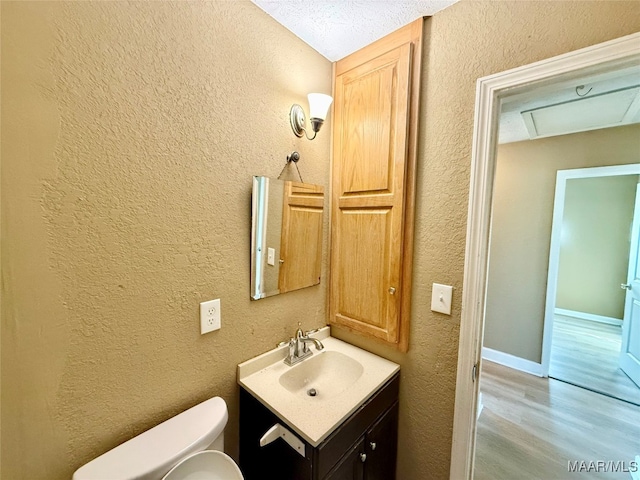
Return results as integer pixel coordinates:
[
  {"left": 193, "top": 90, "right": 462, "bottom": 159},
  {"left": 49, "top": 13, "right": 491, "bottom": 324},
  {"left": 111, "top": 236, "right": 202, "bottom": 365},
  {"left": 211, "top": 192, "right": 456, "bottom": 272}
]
[
  {"left": 3, "top": 1, "right": 640, "bottom": 480},
  {"left": 557, "top": 175, "right": 638, "bottom": 319},
  {"left": 1, "top": 2, "right": 331, "bottom": 479},
  {"left": 484, "top": 125, "right": 640, "bottom": 362},
  {"left": 332, "top": 2, "right": 640, "bottom": 478}
]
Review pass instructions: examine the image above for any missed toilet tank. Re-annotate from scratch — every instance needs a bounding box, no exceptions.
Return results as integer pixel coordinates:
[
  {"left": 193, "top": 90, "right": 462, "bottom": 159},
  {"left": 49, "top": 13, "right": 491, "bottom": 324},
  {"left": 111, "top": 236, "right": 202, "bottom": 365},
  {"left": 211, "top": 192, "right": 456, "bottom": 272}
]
[{"left": 73, "top": 397, "right": 228, "bottom": 480}]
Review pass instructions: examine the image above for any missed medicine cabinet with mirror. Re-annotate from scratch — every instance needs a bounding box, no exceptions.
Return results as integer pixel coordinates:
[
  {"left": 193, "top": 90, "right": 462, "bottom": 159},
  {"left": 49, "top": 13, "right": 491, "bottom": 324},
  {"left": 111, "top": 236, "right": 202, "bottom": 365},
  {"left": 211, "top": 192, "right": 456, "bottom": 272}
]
[{"left": 250, "top": 176, "right": 325, "bottom": 300}]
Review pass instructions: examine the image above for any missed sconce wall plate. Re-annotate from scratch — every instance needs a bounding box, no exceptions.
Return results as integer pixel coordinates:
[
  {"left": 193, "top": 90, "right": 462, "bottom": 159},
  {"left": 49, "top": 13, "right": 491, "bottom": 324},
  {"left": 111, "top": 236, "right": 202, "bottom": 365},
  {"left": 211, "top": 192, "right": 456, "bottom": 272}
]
[{"left": 290, "top": 104, "right": 306, "bottom": 138}]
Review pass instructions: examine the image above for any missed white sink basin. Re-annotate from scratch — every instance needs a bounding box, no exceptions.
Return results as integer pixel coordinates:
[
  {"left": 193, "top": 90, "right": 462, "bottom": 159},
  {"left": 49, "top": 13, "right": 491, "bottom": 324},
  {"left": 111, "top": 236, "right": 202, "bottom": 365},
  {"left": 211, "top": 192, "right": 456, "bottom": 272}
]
[
  {"left": 237, "top": 327, "right": 399, "bottom": 446},
  {"left": 278, "top": 350, "right": 364, "bottom": 398}
]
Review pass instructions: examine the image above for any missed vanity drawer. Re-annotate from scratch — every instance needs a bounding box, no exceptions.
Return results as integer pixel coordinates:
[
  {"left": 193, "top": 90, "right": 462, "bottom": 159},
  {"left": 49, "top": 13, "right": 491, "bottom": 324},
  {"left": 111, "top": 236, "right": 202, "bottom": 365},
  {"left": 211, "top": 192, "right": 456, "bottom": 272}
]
[{"left": 314, "top": 373, "right": 399, "bottom": 480}]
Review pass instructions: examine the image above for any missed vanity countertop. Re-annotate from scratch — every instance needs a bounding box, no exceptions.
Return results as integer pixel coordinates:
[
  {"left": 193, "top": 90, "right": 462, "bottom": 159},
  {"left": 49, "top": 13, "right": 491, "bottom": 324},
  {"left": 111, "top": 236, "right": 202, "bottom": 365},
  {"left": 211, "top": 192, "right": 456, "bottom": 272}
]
[{"left": 237, "top": 327, "right": 400, "bottom": 447}]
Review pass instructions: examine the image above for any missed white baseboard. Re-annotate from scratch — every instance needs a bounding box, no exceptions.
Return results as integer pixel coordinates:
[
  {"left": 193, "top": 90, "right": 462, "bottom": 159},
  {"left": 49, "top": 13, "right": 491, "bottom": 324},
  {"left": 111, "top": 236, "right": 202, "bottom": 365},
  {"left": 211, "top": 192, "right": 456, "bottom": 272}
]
[
  {"left": 482, "top": 347, "right": 544, "bottom": 377},
  {"left": 554, "top": 308, "right": 622, "bottom": 327}
]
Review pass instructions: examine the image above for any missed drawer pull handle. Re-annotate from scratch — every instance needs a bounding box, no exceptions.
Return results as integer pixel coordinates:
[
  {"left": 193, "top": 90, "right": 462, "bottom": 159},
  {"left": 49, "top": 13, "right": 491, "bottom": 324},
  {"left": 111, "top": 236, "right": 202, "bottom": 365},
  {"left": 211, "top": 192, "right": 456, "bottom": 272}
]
[
  {"left": 359, "top": 453, "right": 367, "bottom": 463},
  {"left": 369, "top": 442, "right": 377, "bottom": 450}
]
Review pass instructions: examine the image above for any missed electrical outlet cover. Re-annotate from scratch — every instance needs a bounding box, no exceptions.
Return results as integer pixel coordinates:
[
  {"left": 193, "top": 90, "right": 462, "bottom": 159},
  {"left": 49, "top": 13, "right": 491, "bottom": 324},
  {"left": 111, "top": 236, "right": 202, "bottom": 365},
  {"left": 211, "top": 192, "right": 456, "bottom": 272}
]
[{"left": 200, "top": 299, "right": 221, "bottom": 334}]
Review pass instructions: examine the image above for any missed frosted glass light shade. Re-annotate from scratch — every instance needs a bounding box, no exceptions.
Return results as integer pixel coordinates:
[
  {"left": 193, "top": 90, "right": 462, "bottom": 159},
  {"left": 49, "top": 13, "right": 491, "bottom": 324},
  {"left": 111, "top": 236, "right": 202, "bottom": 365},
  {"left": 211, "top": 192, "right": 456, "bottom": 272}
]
[{"left": 308, "top": 93, "right": 333, "bottom": 120}]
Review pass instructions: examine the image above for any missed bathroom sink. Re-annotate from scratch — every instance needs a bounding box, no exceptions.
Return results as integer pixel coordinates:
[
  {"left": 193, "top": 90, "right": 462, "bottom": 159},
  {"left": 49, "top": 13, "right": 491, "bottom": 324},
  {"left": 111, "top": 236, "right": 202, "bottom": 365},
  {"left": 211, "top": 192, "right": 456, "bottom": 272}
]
[
  {"left": 237, "top": 327, "right": 399, "bottom": 446},
  {"left": 278, "top": 350, "right": 364, "bottom": 398}
]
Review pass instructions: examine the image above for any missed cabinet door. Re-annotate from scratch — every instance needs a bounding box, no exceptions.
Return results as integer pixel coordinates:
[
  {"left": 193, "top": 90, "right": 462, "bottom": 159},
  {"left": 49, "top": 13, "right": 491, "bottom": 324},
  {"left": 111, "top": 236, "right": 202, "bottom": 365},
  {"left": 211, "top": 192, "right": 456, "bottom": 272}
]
[
  {"left": 278, "top": 181, "right": 324, "bottom": 293},
  {"left": 364, "top": 403, "right": 399, "bottom": 480},
  {"left": 324, "top": 438, "right": 365, "bottom": 480},
  {"left": 329, "top": 42, "right": 412, "bottom": 345}
]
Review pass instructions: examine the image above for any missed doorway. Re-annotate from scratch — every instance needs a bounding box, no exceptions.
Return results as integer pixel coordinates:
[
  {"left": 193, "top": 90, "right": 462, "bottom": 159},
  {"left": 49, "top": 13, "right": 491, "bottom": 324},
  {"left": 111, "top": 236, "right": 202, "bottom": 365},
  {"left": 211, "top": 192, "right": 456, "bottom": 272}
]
[
  {"left": 450, "top": 32, "right": 640, "bottom": 479},
  {"left": 545, "top": 166, "right": 640, "bottom": 406}
]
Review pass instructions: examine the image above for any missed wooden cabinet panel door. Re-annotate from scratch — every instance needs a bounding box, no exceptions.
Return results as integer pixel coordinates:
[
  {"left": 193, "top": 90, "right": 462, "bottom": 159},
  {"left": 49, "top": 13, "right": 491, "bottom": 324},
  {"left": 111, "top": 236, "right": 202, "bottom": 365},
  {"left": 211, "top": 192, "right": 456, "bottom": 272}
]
[
  {"left": 330, "top": 43, "right": 412, "bottom": 344},
  {"left": 279, "top": 182, "right": 324, "bottom": 293}
]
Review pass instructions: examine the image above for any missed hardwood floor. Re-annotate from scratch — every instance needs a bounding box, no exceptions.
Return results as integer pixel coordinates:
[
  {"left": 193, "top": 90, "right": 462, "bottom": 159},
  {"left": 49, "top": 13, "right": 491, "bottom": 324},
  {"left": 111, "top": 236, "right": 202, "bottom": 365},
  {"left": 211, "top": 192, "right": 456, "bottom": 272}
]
[
  {"left": 474, "top": 361, "right": 640, "bottom": 480},
  {"left": 550, "top": 315, "right": 640, "bottom": 406}
]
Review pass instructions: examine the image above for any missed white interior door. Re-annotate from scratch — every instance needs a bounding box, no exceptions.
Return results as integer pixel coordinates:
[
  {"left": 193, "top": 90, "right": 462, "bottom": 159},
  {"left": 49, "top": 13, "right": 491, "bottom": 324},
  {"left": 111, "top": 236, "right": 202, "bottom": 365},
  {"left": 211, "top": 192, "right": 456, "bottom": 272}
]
[{"left": 620, "top": 183, "right": 640, "bottom": 388}]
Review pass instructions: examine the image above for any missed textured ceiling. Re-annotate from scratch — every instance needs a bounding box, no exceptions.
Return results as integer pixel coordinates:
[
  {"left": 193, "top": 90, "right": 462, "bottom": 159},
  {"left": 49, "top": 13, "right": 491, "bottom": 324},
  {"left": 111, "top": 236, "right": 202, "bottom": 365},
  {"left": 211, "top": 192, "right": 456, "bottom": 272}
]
[
  {"left": 251, "top": 0, "right": 458, "bottom": 61},
  {"left": 251, "top": 0, "right": 639, "bottom": 143}
]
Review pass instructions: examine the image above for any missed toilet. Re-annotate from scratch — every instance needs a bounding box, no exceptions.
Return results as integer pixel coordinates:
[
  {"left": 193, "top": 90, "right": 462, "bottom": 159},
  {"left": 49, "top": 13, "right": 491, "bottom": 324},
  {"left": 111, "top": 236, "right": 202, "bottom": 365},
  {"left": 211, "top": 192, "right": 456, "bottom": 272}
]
[{"left": 73, "top": 397, "right": 244, "bottom": 480}]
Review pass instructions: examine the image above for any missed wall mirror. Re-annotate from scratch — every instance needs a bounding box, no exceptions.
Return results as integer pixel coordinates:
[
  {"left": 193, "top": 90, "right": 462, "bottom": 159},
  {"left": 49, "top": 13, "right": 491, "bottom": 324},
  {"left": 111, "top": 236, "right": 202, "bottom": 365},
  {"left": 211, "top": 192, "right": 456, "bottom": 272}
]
[{"left": 250, "top": 176, "right": 325, "bottom": 300}]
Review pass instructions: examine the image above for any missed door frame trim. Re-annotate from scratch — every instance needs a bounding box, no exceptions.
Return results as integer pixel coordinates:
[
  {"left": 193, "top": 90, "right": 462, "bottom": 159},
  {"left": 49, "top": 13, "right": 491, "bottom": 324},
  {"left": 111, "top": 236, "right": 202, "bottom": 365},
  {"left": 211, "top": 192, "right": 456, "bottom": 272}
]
[
  {"left": 542, "top": 163, "right": 640, "bottom": 377},
  {"left": 450, "top": 32, "right": 640, "bottom": 480}
]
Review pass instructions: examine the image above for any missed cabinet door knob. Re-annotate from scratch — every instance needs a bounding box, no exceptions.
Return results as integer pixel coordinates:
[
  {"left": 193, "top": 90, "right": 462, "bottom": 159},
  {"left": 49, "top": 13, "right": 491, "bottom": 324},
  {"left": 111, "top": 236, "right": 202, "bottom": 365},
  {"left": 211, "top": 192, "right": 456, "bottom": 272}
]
[
  {"left": 359, "top": 453, "right": 367, "bottom": 462},
  {"left": 621, "top": 283, "right": 632, "bottom": 290},
  {"left": 369, "top": 441, "right": 377, "bottom": 451},
  {"left": 388, "top": 287, "right": 396, "bottom": 295}
]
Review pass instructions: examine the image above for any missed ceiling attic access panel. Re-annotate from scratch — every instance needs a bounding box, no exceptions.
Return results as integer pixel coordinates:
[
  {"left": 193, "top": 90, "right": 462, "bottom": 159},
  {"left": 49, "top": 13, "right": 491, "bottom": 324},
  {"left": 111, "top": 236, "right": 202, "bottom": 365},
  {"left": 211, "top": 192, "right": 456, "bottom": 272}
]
[{"left": 330, "top": 40, "right": 412, "bottom": 347}]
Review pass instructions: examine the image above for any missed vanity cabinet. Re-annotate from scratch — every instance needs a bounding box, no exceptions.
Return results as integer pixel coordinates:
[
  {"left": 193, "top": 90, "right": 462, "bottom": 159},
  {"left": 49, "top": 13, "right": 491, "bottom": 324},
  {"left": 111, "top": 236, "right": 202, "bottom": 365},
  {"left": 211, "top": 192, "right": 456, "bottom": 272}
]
[
  {"left": 239, "top": 372, "right": 399, "bottom": 480},
  {"left": 328, "top": 18, "right": 423, "bottom": 352},
  {"left": 325, "top": 402, "right": 398, "bottom": 480}
]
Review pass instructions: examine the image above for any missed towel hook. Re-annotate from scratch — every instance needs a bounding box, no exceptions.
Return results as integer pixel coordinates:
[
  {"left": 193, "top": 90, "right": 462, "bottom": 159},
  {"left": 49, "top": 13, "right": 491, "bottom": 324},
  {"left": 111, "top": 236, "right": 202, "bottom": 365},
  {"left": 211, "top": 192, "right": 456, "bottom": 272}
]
[{"left": 277, "top": 151, "right": 304, "bottom": 183}]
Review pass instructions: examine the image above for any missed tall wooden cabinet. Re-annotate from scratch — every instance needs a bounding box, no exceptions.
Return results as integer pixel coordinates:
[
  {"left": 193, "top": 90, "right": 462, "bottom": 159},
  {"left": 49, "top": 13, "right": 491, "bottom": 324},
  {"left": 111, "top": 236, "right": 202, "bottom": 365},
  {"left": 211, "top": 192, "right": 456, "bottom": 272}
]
[{"left": 329, "top": 19, "right": 423, "bottom": 351}]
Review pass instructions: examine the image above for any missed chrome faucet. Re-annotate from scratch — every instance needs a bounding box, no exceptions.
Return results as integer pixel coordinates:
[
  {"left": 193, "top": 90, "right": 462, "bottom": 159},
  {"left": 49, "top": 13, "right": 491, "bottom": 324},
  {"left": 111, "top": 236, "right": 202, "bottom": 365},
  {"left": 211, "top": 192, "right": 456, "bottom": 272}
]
[
  {"left": 299, "top": 336, "right": 325, "bottom": 352},
  {"left": 283, "top": 325, "right": 324, "bottom": 366}
]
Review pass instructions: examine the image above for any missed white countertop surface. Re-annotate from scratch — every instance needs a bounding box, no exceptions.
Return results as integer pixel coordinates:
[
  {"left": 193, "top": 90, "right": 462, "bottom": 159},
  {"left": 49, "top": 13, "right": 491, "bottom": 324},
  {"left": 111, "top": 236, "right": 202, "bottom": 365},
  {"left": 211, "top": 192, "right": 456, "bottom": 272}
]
[{"left": 237, "top": 328, "right": 400, "bottom": 447}]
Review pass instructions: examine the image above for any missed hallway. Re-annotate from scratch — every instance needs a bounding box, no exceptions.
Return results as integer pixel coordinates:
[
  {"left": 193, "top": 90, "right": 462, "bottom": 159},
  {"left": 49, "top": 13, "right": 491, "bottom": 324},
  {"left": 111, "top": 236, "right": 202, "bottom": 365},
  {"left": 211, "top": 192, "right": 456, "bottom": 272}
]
[{"left": 475, "top": 361, "right": 640, "bottom": 480}]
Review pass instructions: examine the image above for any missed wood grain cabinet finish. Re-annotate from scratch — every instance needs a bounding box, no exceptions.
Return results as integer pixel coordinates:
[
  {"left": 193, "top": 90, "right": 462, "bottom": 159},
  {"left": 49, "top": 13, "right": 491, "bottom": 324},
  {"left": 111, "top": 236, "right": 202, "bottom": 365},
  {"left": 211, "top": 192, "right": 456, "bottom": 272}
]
[
  {"left": 278, "top": 181, "right": 324, "bottom": 293},
  {"left": 239, "top": 373, "right": 400, "bottom": 480},
  {"left": 329, "top": 19, "right": 423, "bottom": 351}
]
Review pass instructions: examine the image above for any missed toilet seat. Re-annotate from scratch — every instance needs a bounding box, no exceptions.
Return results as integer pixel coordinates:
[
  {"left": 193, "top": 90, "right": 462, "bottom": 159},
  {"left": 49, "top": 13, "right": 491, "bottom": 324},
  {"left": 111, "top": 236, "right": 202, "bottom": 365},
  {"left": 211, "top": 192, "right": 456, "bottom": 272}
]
[{"left": 162, "top": 450, "right": 244, "bottom": 480}]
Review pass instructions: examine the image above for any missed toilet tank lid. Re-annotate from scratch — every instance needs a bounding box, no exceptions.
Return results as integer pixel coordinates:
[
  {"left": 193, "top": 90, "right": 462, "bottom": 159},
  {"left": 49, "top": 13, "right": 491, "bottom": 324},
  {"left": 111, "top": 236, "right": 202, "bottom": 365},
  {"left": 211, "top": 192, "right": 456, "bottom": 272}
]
[{"left": 73, "top": 397, "right": 228, "bottom": 480}]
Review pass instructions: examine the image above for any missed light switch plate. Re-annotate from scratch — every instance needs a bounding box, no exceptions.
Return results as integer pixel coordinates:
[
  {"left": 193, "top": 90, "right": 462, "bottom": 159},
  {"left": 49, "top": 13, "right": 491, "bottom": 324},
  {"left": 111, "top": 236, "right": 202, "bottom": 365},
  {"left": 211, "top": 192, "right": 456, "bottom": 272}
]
[
  {"left": 267, "top": 247, "right": 275, "bottom": 266},
  {"left": 431, "top": 283, "right": 453, "bottom": 315}
]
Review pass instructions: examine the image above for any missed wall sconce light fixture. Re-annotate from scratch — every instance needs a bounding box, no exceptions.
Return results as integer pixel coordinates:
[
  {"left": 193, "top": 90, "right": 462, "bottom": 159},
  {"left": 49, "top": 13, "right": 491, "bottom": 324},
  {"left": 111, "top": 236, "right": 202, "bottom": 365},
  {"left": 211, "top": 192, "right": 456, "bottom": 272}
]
[{"left": 290, "top": 93, "right": 333, "bottom": 140}]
